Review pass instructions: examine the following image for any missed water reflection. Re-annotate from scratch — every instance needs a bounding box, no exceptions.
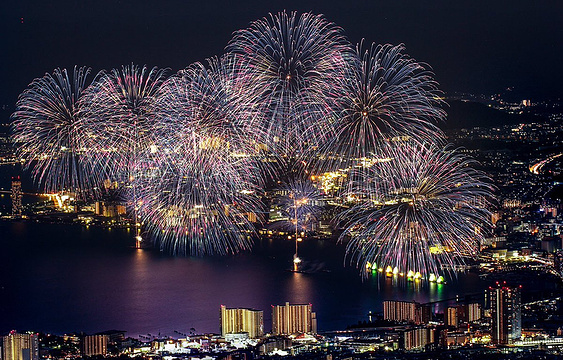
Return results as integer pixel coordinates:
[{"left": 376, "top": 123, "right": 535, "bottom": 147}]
[{"left": 285, "top": 272, "right": 314, "bottom": 304}]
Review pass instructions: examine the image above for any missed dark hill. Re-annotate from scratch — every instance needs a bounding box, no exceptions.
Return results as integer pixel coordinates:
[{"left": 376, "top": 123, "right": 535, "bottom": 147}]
[
  {"left": 2, "top": 99, "right": 545, "bottom": 130},
  {"left": 442, "top": 100, "right": 543, "bottom": 130}
]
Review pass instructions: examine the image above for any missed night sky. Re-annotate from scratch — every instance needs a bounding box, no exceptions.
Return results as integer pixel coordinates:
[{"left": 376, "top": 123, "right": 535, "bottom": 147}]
[{"left": 1, "top": 0, "right": 562, "bottom": 112}]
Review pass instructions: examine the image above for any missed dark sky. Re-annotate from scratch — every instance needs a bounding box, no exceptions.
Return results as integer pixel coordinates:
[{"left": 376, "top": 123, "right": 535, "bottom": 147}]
[{"left": 1, "top": 0, "right": 562, "bottom": 110}]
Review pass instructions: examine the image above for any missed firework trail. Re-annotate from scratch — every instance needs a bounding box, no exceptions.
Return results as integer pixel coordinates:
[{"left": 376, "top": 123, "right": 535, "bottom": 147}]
[
  {"left": 227, "top": 11, "right": 353, "bottom": 158},
  {"left": 271, "top": 178, "right": 324, "bottom": 234},
  {"left": 319, "top": 43, "right": 445, "bottom": 173},
  {"left": 136, "top": 56, "right": 264, "bottom": 255},
  {"left": 11, "top": 66, "right": 105, "bottom": 196},
  {"left": 340, "top": 141, "right": 493, "bottom": 277},
  {"left": 270, "top": 177, "right": 324, "bottom": 269}
]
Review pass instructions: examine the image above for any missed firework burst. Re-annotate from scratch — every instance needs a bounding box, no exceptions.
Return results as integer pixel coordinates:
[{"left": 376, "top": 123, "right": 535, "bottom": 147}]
[
  {"left": 11, "top": 66, "right": 104, "bottom": 195},
  {"left": 227, "top": 11, "right": 353, "bottom": 157},
  {"left": 78, "top": 64, "right": 168, "bottom": 185},
  {"left": 154, "top": 56, "right": 262, "bottom": 158},
  {"left": 136, "top": 56, "right": 264, "bottom": 255},
  {"left": 136, "top": 133, "right": 261, "bottom": 256},
  {"left": 340, "top": 141, "right": 493, "bottom": 277},
  {"left": 10, "top": 12, "right": 496, "bottom": 266},
  {"left": 320, "top": 43, "right": 445, "bottom": 172}
]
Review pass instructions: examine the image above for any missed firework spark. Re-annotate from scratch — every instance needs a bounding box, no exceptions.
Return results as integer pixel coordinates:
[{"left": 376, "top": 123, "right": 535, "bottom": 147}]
[{"left": 340, "top": 141, "right": 493, "bottom": 277}]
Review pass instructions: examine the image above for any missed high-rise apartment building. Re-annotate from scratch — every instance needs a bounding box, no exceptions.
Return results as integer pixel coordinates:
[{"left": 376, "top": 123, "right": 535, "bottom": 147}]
[
  {"left": 445, "top": 303, "right": 481, "bottom": 326},
  {"left": 383, "top": 300, "right": 431, "bottom": 324},
  {"left": 418, "top": 304, "right": 433, "bottom": 324},
  {"left": 220, "top": 305, "right": 264, "bottom": 338},
  {"left": 402, "top": 327, "right": 435, "bottom": 350},
  {"left": 272, "top": 302, "right": 317, "bottom": 335},
  {"left": 11, "top": 177, "right": 22, "bottom": 217},
  {"left": 383, "top": 300, "right": 417, "bottom": 323},
  {"left": 445, "top": 306, "right": 459, "bottom": 327},
  {"left": 82, "top": 335, "right": 109, "bottom": 356},
  {"left": 467, "top": 303, "right": 482, "bottom": 322},
  {"left": 489, "top": 284, "right": 521, "bottom": 344},
  {"left": 2, "top": 331, "right": 39, "bottom": 360}
]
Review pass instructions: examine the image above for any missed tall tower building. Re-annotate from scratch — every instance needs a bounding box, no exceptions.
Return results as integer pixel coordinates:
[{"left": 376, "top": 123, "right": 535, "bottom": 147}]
[
  {"left": 2, "top": 331, "right": 39, "bottom": 360},
  {"left": 272, "top": 302, "right": 317, "bottom": 335},
  {"left": 489, "top": 284, "right": 521, "bottom": 344},
  {"left": 11, "top": 177, "right": 22, "bottom": 217},
  {"left": 220, "top": 305, "right": 264, "bottom": 338}
]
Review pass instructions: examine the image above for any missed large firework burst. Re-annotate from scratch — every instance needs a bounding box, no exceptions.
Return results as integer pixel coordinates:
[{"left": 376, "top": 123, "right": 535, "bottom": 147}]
[
  {"left": 10, "top": 12, "right": 495, "bottom": 266},
  {"left": 155, "top": 56, "right": 261, "bottom": 158},
  {"left": 136, "top": 133, "right": 261, "bottom": 256},
  {"left": 341, "top": 141, "right": 493, "bottom": 277},
  {"left": 78, "top": 64, "right": 168, "bottom": 185},
  {"left": 136, "top": 56, "right": 264, "bottom": 255},
  {"left": 320, "top": 43, "right": 445, "bottom": 172},
  {"left": 227, "top": 11, "right": 352, "bottom": 157},
  {"left": 11, "top": 66, "right": 104, "bottom": 195}
]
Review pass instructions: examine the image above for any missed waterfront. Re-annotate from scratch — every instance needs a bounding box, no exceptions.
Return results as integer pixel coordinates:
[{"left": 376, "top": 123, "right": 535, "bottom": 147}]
[{"left": 0, "top": 221, "right": 486, "bottom": 337}]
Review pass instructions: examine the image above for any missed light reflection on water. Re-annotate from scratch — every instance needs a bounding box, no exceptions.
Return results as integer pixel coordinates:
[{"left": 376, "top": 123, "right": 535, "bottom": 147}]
[{"left": 285, "top": 272, "right": 314, "bottom": 305}]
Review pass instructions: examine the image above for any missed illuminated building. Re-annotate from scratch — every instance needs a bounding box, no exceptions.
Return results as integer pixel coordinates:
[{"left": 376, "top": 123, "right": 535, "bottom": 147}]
[
  {"left": 383, "top": 300, "right": 431, "bottom": 324},
  {"left": 94, "top": 201, "right": 127, "bottom": 218},
  {"left": 2, "top": 331, "right": 39, "bottom": 360},
  {"left": 445, "top": 332, "right": 468, "bottom": 347},
  {"left": 220, "top": 305, "right": 264, "bottom": 339},
  {"left": 418, "top": 304, "right": 433, "bottom": 324},
  {"left": 272, "top": 302, "right": 317, "bottom": 335},
  {"left": 402, "top": 327, "right": 435, "bottom": 350},
  {"left": 467, "top": 303, "right": 482, "bottom": 322},
  {"left": 445, "top": 307, "right": 459, "bottom": 327},
  {"left": 11, "top": 177, "right": 22, "bottom": 217},
  {"left": 384, "top": 300, "right": 417, "bottom": 323},
  {"left": 489, "top": 284, "right": 521, "bottom": 344},
  {"left": 445, "top": 304, "right": 480, "bottom": 326},
  {"left": 259, "top": 337, "right": 292, "bottom": 355},
  {"left": 82, "top": 335, "right": 108, "bottom": 356}
]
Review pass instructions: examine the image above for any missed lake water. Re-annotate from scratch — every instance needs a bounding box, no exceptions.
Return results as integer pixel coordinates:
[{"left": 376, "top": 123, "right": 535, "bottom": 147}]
[{"left": 0, "top": 220, "right": 487, "bottom": 337}]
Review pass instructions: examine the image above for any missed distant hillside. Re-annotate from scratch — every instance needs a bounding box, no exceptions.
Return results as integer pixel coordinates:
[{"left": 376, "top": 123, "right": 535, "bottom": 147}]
[
  {"left": 442, "top": 100, "right": 543, "bottom": 130},
  {"left": 2, "top": 99, "right": 545, "bottom": 130}
]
